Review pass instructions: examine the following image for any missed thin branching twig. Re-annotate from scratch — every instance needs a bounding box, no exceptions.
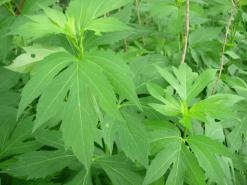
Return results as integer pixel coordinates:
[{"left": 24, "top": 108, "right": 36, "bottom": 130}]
[{"left": 211, "top": 3, "right": 237, "bottom": 95}]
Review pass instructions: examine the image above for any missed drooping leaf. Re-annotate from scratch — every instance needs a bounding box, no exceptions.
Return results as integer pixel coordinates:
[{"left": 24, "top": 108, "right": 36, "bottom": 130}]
[{"left": 1, "top": 150, "right": 76, "bottom": 179}]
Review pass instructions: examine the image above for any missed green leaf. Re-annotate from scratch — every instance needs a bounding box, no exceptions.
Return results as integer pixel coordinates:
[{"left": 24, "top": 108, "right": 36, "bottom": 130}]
[
  {"left": 0, "top": 0, "right": 10, "bottom": 6},
  {"left": 66, "top": 0, "right": 132, "bottom": 29},
  {"left": 189, "top": 94, "right": 243, "bottom": 122},
  {"left": 34, "top": 64, "right": 75, "bottom": 130},
  {"left": 156, "top": 64, "right": 197, "bottom": 102},
  {"left": 144, "top": 139, "right": 180, "bottom": 185},
  {"left": 187, "top": 135, "right": 235, "bottom": 185},
  {"left": 1, "top": 150, "right": 75, "bottom": 179},
  {"left": 18, "top": 52, "right": 72, "bottom": 118},
  {"left": 65, "top": 170, "right": 92, "bottom": 185},
  {"left": 227, "top": 116, "right": 247, "bottom": 151},
  {"left": 118, "top": 112, "right": 149, "bottom": 167},
  {"left": 60, "top": 63, "right": 98, "bottom": 169},
  {"left": 155, "top": 64, "right": 216, "bottom": 104},
  {"left": 6, "top": 46, "right": 64, "bottom": 73},
  {"left": 85, "top": 50, "right": 141, "bottom": 109},
  {"left": 0, "top": 67, "right": 19, "bottom": 91},
  {"left": 19, "top": 49, "right": 139, "bottom": 170},
  {"left": 187, "top": 69, "right": 216, "bottom": 103},
  {"left": 144, "top": 120, "right": 181, "bottom": 155},
  {"left": 10, "top": 15, "right": 64, "bottom": 39},
  {"left": 86, "top": 17, "right": 132, "bottom": 33},
  {"left": 41, "top": 6, "right": 67, "bottom": 28},
  {"left": 95, "top": 155, "right": 143, "bottom": 185},
  {"left": 34, "top": 129, "right": 64, "bottom": 149},
  {"left": 0, "top": 117, "right": 41, "bottom": 158},
  {"left": 144, "top": 137, "right": 205, "bottom": 185}
]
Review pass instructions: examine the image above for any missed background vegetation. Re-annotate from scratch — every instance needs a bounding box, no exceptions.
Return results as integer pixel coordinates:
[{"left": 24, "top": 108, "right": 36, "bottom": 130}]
[{"left": 0, "top": 0, "right": 247, "bottom": 184}]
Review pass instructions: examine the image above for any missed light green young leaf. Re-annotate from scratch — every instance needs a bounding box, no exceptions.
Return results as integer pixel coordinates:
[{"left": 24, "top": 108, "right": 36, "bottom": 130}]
[
  {"left": 155, "top": 64, "right": 215, "bottom": 104},
  {"left": 156, "top": 64, "right": 198, "bottom": 101},
  {"left": 189, "top": 94, "right": 243, "bottom": 122},
  {"left": 146, "top": 83, "right": 166, "bottom": 103},
  {"left": 66, "top": 0, "right": 132, "bottom": 29},
  {"left": 148, "top": 103, "right": 181, "bottom": 117},
  {"left": 6, "top": 46, "right": 64, "bottom": 73},
  {"left": 10, "top": 15, "right": 64, "bottom": 39},
  {"left": 0, "top": 0, "right": 10, "bottom": 6},
  {"left": 41, "top": 6, "right": 67, "bottom": 28},
  {"left": 187, "top": 69, "right": 216, "bottom": 103},
  {"left": 1, "top": 150, "right": 75, "bottom": 179}
]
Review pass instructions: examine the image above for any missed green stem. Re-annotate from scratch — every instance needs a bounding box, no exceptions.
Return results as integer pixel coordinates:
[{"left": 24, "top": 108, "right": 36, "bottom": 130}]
[
  {"left": 183, "top": 127, "right": 188, "bottom": 138},
  {"left": 4, "top": 2, "right": 15, "bottom": 16}
]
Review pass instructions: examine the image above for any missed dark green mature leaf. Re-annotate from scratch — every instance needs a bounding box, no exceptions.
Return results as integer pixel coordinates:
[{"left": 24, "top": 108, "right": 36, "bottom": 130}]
[
  {"left": 118, "top": 112, "right": 149, "bottom": 167},
  {"left": 18, "top": 49, "right": 139, "bottom": 170},
  {"left": 0, "top": 67, "right": 19, "bottom": 92},
  {"left": 65, "top": 169, "right": 92, "bottom": 185},
  {"left": 144, "top": 138, "right": 205, "bottom": 185},
  {"left": 1, "top": 150, "right": 76, "bottom": 179},
  {"left": 145, "top": 120, "right": 181, "bottom": 155},
  {"left": 95, "top": 155, "right": 143, "bottom": 185},
  {"left": 34, "top": 129, "right": 64, "bottom": 149},
  {"left": 227, "top": 116, "right": 247, "bottom": 151},
  {"left": 0, "top": 116, "right": 41, "bottom": 158},
  {"left": 187, "top": 135, "right": 236, "bottom": 185},
  {"left": 18, "top": 52, "right": 73, "bottom": 118},
  {"left": 85, "top": 50, "right": 141, "bottom": 109}
]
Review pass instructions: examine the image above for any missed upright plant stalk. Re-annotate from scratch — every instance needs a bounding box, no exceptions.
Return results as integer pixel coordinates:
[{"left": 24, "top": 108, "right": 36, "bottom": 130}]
[
  {"left": 135, "top": 0, "right": 145, "bottom": 45},
  {"left": 135, "top": 0, "right": 142, "bottom": 25},
  {"left": 211, "top": 3, "right": 237, "bottom": 95},
  {"left": 180, "top": 0, "right": 190, "bottom": 64},
  {"left": 15, "top": 0, "right": 24, "bottom": 15}
]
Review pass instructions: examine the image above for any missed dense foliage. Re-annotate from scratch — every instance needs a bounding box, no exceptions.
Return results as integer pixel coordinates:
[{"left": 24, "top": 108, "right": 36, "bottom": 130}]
[{"left": 0, "top": 0, "right": 247, "bottom": 184}]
